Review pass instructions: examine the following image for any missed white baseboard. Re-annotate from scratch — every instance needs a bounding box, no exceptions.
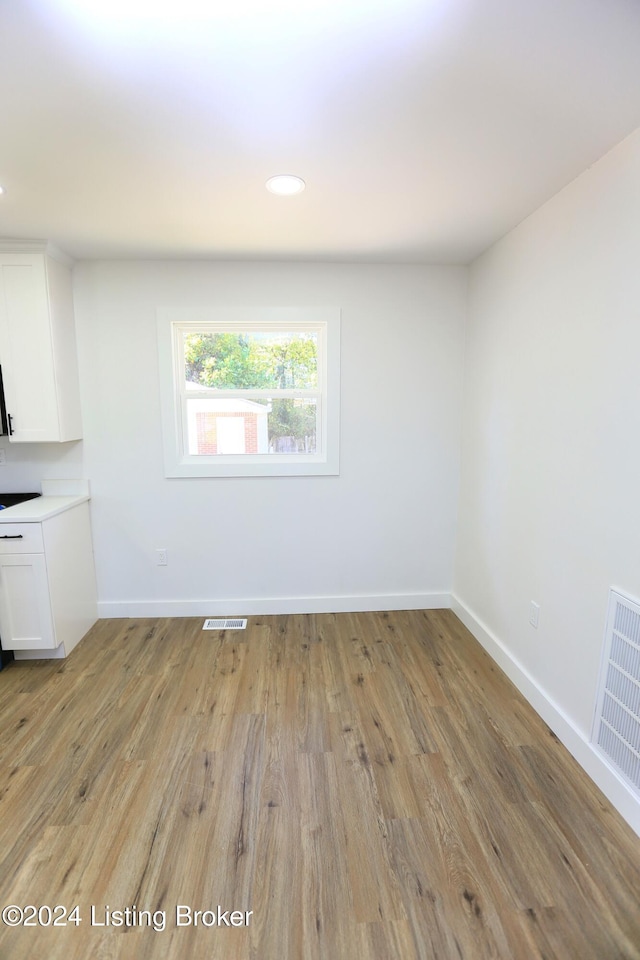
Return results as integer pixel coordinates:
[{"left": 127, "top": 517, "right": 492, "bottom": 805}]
[
  {"left": 451, "top": 594, "right": 640, "bottom": 838},
  {"left": 98, "top": 591, "right": 452, "bottom": 619}
]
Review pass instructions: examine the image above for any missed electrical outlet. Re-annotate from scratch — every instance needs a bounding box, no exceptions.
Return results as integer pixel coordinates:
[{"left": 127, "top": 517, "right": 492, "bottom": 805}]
[
  {"left": 156, "top": 548, "right": 168, "bottom": 566},
  {"left": 529, "top": 601, "right": 540, "bottom": 629}
]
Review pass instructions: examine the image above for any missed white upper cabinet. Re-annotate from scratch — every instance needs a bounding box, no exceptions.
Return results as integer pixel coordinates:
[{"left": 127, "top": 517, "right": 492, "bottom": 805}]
[{"left": 0, "top": 242, "right": 83, "bottom": 442}]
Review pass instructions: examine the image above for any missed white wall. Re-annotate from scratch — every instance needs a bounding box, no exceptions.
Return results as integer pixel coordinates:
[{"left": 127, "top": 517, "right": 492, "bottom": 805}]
[
  {"left": 453, "top": 128, "right": 640, "bottom": 831},
  {"left": 41, "top": 261, "right": 466, "bottom": 616}
]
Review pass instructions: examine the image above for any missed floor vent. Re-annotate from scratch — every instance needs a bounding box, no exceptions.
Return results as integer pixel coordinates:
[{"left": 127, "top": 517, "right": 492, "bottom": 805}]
[
  {"left": 592, "top": 589, "right": 640, "bottom": 795},
  {"left": 203, "top": 618, "right": 247, "bottom": 631}
]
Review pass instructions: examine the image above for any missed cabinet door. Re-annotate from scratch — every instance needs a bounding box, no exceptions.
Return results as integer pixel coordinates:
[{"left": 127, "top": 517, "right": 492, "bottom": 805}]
[
  {"left": 0, "top": 553, "right": 56, "bottom": 649},
  {"left": 0, "top": 255, "right": 61, "bottom": 441}
]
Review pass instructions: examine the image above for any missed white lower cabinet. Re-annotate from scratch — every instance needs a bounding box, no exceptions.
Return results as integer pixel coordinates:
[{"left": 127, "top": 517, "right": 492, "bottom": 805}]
[
  {"left": 0, "top": 553, "right": 55, "bottom": 649},
  {"left": 0, "top": 503, "right": 97, "bottom": 657}
]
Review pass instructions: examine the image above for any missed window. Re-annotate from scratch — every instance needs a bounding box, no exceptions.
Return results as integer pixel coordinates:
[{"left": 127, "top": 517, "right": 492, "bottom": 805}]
[{"left": 157, "top": 307, "right": 340, "bottom": 477}]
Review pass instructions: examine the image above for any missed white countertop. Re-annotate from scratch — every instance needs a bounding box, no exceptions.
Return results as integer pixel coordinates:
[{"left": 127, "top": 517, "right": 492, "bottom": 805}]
[{"left": 0, "top": 495, "right": 90, "bottom": 522}]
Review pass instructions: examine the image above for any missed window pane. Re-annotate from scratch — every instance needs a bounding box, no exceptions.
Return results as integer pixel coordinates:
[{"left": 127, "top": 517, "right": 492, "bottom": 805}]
[
  {"left": 267, "top": 398, "right": 317, "bottom": 454},
  {"left": 186, "top": 398, "right": 317, "bottom": 455},
  {"left": 183, "top": 331, "right": 318, "bottom": 390}
]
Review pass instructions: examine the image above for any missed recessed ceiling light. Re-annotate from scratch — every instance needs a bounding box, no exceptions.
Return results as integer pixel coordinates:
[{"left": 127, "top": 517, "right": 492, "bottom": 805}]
[
  {"left": 0, "top": 185, "right": 4, "bottom": 195},
  {"left": 266, "top": 175, "right": 305, "bottom": 196}
]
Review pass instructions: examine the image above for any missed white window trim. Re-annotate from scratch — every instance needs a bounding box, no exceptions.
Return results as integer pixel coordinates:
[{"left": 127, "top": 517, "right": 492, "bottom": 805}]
[{"left": 157, "top": 307, "right": 340, "bottom": 478}]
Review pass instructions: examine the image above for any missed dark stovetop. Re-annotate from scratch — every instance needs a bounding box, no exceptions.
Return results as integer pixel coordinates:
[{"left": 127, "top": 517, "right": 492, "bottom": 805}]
[{"left": 0, "top": 492, "right": 41, "bottom": 509}]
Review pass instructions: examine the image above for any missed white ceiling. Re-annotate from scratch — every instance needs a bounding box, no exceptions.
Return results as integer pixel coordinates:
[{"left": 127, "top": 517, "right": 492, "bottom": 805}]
[{"left": 1, "top": 0, "right": 640, "bottom": 263}]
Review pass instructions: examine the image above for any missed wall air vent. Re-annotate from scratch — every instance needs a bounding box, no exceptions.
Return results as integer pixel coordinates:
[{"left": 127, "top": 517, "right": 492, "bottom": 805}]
[
  {"left": 592, "top": 589, "right": 640, "bottom": 795},
  {"left": 203, "top": 618, "right": 247, "bottom": 630}
]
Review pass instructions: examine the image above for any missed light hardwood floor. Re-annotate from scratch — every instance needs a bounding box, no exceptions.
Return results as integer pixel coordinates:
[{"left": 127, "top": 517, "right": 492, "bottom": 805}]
[{"left": 0, "top": 610, "right": 638, "bottom": 959}]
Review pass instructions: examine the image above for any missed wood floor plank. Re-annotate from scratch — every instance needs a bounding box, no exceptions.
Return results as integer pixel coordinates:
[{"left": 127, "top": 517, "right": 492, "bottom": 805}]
[
  {"left": 251, "top": 738, "right": 304, "bottom": 960},
  {"left": 354, "top": 662, "right": 439, "bottom": 760},
  {"left": 386, "top": 817, "right": 523, "bottom": 959},
  {"left": 0, "top": 609, "right": 638, "bottom": 960},
  {"left": 336, "top": 753, "right": 407, "bottom": 924},
  {"left": 297, "top": 752, "right": 359, "bottom": 958}
]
